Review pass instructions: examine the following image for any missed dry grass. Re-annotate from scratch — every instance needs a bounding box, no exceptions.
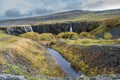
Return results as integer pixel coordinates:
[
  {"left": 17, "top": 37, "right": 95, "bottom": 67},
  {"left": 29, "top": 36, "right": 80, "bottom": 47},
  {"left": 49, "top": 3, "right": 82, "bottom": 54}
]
[
  {"left": 6, "top": 39, "right": 47, "bottom": 74},
  {"left": 0, "top": 53, "right": 6, "bottom": 65},
  {"left": 66, "top": 39, "right": 120, "bottom": 45},
  {"left": 0, "top": 31, "right": 19, "bottom": 48},
  {"left": 0, "top": 31, "right": 64, "bottom": 77}
]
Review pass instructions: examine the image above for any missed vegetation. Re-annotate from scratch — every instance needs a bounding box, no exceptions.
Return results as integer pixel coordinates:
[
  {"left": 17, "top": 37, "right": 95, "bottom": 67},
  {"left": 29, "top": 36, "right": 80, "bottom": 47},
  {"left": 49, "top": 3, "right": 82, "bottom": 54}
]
[
  {"left": 52, "top": 43, "right": 116, "bottom": 76},
  {"left": 57, "top": 32, "right": 79, "bottom": 40},
  {"left": 0, "top": 9, "right": 120, "bottom": 79},
  {"left": 39, "top": 33, "right": 55, "bottom": 41},
  {"left": 0, "top": 31, "right": 64, "bottom": 79},
  {"left": 0, "top": 53, "right": 6, "bottom": 65},
  {"left": 79, "top": 32, "right": 94, "bottom": 38},
  {"left": 52, "top": 37, "right": 120, "bottom": 77},
  {"left": 0, "top": 31, "right": 19, "bottom": 48},
  {"left": 65, "top": 39, "right": 120, "bottom": 45},
  {"left": 28, "top": 9, "right": 120, "bottom": 25},
  {"left": 20, "top": 32, "right": 40, "bottom": 41},
  {"left": 90, "top": 18, "right": 120, "bottom": 36},
  {"left": 104, "top": 32, "right": 112, "bottom": 39},
  {"left": 20, "top": 32, "right": 56, "bottom": 46}
]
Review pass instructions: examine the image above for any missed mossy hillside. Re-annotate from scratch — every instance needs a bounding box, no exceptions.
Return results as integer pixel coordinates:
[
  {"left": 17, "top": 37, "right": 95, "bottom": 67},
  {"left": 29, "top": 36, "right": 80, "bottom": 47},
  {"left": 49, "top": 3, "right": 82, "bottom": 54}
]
[{"left": 90, "top": 18, "right": 120, "bottom": 36}]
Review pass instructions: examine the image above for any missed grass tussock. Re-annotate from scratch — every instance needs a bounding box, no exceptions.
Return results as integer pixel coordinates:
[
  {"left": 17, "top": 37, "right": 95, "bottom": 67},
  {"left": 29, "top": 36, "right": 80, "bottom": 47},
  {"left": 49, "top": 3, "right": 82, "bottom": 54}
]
[
  {"left": 57, "top": 32, "right": 79, "bottom": 40},
  {"left": 20, "top": 32, "right": 40, "bottom": 41}
]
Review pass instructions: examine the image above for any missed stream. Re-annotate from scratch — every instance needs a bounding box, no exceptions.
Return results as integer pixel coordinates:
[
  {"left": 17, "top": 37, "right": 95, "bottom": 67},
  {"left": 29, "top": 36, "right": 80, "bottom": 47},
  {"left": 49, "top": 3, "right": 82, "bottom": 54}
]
[{"left": 47, "top": 48, "right": 81, "bottom": 77}]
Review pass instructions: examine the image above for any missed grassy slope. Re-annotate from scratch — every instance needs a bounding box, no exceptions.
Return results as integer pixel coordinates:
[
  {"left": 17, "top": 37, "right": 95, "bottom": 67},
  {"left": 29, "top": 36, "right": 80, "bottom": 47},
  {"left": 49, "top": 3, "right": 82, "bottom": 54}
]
[
  {"left": 89, "top": 18, "right": 120, "bottom": 37},
  {"left": 0, "top": 31, "right": 64, "bottom": 79},
  {"left": 66, "top": 39, "right": 120, "bottom": 45},
  {"left": 0, "top": 9, "right": 120, "bottom": 25}
]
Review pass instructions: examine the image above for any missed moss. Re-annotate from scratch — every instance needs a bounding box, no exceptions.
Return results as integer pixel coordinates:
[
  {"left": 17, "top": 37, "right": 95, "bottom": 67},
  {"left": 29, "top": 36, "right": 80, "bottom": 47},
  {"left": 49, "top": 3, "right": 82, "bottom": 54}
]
[
  {"left": 104, "top": 32, "right": 112, "bottom": 39},
  {"left": 3, "top": 64, "right": 23, "bottom": 75},
  {"left": 79, "top": 32, "right": 94, "bottom": 38}
]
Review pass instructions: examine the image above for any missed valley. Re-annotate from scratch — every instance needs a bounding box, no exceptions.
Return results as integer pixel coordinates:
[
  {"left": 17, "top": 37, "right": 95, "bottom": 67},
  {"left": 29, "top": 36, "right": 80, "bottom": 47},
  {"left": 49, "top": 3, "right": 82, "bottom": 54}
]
[{"left": 0, "top": 9, "right": 120, "bottom": 80}]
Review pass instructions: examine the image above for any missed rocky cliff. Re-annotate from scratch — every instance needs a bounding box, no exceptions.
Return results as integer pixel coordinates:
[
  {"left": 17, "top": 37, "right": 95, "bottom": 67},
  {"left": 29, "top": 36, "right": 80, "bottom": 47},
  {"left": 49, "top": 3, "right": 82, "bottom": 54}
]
[
  {"left": 32, "top": 21, "right": 99, "bottom": 34},
  {"left": 0, "top": 21, "right": 99, "bottom": 35}
]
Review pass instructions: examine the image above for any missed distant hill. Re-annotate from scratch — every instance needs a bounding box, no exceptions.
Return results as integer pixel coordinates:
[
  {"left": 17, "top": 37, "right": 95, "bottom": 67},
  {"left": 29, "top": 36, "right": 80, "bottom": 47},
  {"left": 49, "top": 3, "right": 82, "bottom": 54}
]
[{"left": 0, "top": 9, "right": 120, "bottom": 26}]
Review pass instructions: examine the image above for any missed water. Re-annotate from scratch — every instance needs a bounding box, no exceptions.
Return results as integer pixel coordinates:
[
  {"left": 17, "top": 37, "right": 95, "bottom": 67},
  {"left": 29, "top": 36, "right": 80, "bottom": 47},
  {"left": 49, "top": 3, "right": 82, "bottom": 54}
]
[
  {"left": 47, "top": 48, "right": 81, "bottom": 77},
  {"left": 24, "top": 25, "right": 33, "bottom": 32},
  {"left": 70, "top": 26, "right": 73, "bottom": 32},
  {"left": 24, "top": 26, "right": 27, "bottom": 32},
  {"left": 29, "top": 26, "right": 33, "bottom": 32}
]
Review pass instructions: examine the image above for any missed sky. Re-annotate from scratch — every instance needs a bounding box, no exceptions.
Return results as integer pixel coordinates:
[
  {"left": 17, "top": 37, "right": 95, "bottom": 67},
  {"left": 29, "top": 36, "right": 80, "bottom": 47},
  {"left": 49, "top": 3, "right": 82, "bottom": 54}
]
[{"left": 0, "top": 0, "right": 120, "bottom": 19}]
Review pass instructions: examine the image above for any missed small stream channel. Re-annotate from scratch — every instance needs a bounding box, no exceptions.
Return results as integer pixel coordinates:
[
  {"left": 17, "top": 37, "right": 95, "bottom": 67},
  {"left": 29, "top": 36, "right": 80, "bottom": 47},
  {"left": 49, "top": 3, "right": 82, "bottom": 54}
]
[{"left": 47, "top": 48, "right": 81, "bottom": 77}]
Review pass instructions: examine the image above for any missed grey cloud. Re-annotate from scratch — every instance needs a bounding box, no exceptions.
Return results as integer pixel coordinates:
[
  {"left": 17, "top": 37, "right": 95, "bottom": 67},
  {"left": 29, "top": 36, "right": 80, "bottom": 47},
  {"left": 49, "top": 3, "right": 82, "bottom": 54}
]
[
  {"left": 2, "top": 8, "right": 55, "bottom": 19},
  {"left": 80, "top": 0, "right": 120, "bottom": 10},
  {"left": 80, "top": 0, "right": 104, "bottom": 10},
  {"left": 4, "top": 8, "right": 22, "bottom": 18},
  {"left": 0, "top": 0, "right": 120, "bottom": 19},
  {"left": 30, "top": 8, "right": 55, "bottom": 15}
]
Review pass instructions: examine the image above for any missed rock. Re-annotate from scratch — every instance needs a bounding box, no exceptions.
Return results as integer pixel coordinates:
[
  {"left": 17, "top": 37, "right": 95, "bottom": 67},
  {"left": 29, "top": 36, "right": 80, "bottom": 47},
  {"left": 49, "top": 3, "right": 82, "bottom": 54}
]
[
  {"left": 32, "top": 21, "right": 99, "bottom": 34},
  {"left": 0, "top": 74, "right": 26, "bottom": 80},
  {"left": 91, "top": 75, "right": 120, "bottom": 80},
  {"left": 0, "top": 21, "right": 99, "bottom": 35}
]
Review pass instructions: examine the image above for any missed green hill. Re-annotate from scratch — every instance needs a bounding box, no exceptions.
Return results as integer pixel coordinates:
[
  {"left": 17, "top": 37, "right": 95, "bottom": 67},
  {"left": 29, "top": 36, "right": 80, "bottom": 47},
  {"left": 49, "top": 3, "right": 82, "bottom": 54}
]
[{"left": 0, "top": 9, "right": 120, "bottom": 26}]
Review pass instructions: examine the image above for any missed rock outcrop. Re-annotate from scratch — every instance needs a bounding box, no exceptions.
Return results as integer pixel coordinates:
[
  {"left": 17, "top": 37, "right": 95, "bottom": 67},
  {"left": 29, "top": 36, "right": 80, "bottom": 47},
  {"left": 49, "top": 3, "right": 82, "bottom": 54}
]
[
  {"left": 0, "top": 21, "right": 99, "bottom": 35},
  {"left": 99, "top": 26, "right": 120, "bottom": 39},
  {"left": 32, "top": 21, "right": 99, "bottom": 34},
  {"left": 0, "top": 25, "right": 33, "bottom": 35}
]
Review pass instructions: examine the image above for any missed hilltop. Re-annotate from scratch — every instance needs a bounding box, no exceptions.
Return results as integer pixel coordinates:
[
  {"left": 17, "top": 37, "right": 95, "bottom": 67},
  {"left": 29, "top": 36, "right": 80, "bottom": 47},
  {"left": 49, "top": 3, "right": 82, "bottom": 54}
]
[{"left": 0, "top": 9, "right": 120, "bottom": 26}]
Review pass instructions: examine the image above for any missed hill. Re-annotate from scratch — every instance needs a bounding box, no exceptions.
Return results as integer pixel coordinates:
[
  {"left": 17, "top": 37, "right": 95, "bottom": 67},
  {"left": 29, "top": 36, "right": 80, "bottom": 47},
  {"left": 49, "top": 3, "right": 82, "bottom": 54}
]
[{"left": 0, "top": 9, "right": 120, "bottom": 26}]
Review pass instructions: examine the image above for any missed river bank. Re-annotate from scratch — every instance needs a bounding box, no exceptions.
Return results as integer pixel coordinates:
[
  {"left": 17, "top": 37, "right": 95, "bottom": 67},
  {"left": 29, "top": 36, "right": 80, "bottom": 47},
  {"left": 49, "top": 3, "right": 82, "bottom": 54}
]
[{"left": 47, "top": 48, "right": 81, "bottom": 77}]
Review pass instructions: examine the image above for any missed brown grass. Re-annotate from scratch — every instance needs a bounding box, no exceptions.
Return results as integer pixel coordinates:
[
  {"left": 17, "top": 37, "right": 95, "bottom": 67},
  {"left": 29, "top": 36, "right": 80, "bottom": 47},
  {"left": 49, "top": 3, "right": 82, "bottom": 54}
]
[
  {"left": 0, "top": 53, "right": 6, "bottom": 65},
  {"left": 6, "top": 39, "right": 47, "bottom": 74}
]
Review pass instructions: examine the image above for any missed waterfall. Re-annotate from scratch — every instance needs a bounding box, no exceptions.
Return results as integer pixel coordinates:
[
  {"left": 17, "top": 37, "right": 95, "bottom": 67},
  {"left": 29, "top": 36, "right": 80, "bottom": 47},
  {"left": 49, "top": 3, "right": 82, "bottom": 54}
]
[
  {"left": 6, "top": 30, "right": 11, "bottom": 34},
  {"left": 24, "top": 25, "right": 33, "bottom": 32},
  {"left": 70, "top": 26, "right": 73, "bottom": 32},
  {"left": 24, "top": 26, "right": 27, "bottom": 32},
  {"left": 6, "top": 27, "right": 11, "bottom": 34},
  {"left": 29, "top": 25, "right": 33, "bottom": 32}
]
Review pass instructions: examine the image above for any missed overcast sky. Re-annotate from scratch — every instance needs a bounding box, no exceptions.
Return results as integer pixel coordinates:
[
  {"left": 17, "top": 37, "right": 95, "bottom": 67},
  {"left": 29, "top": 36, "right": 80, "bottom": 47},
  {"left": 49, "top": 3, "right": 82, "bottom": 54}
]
[{"left": 0, "top": 0, "right": 120, "bottom": 19}]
